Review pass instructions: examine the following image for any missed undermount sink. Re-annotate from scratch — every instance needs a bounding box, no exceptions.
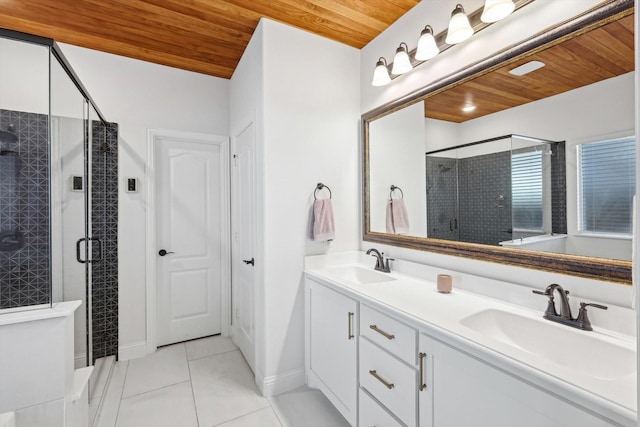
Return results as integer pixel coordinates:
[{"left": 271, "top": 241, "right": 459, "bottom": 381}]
[
  {"left": 460, "top": 309, "right": 635, "bottom": 380},
  {"left": 322, "top": 265, "right": 397, "bottom": 285}
]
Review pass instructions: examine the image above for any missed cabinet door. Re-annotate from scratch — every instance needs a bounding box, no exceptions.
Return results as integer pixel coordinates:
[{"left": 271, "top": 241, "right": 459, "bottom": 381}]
[
  {"left": 360, "top": 388, "right": 404, "bottom": 427},
  {"left": 419, "top": 334, "right": 612, "bottom": 427},
  {"left": 308, "top": 280, "right": 358, "bottom": 425}
]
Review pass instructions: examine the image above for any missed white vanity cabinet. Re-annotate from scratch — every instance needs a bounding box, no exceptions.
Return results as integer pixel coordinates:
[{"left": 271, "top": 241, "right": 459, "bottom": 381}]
[
  {"left": 418, "top": 334, "right": 613, "bottom": 427},
  {"left": 359, "top": 304, "right": 418, "bottom": 427},
  {"left": 305, "top": 278, "right": 358, "bottom": 426}
]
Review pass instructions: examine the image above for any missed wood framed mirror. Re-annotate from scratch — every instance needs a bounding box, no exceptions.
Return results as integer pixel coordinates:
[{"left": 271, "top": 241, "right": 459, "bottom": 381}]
[{"left": 362, "top": 0, "right": 634, "bottom": 284}]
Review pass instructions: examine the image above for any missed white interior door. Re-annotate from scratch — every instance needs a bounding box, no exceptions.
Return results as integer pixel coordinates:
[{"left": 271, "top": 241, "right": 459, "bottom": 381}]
[
  {"left": 156, "top": 133, "right": 228, "bottom": 347},
  {"left": 231, "top": 123, "right": 256, "bottom": 371}
]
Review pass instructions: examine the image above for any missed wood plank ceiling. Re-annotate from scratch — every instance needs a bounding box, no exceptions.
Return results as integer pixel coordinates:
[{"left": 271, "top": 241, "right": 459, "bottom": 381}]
[
  {"left": 425, "top": 14, "right": 635, "bottom": 123},
  {"left": 0, "top": 0, "right": 419, "bottom": 79}
]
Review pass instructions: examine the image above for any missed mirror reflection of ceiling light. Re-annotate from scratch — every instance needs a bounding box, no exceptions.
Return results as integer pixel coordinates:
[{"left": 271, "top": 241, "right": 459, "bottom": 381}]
[{"left": 509, "top": 60, "right": 546, "bottom": 76}]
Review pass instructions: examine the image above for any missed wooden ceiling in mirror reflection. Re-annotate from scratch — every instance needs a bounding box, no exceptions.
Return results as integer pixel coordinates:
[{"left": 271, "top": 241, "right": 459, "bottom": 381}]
[
  {"left": 425, "top": 15, "right": 634, "bottom": 123},
  {"left": 0, "top": 0, "right": 419, "bottom": 78}
]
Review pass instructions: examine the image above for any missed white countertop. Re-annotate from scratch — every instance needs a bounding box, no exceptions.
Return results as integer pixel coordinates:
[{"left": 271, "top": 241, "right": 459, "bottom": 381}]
[
  {"left": 0, "top": 301, "right": 81, "bottom": 326},
  {"left": 304, "top": 253, "right": 637, "bottom": 426}
]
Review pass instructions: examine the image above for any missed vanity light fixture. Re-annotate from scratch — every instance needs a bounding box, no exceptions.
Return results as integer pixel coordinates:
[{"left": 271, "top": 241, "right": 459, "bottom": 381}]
[
  {"left": 481, "top": 0, "right": 516, "bottom": 23},
  {"left": 391, "top": 42, "right": 413, "bottom": 75},
  {"left": 446, "top": 4, "right": 474, "bottom": 44},
  {"left": 371, "top": 0, "right": 532, "bottom": 87},
  {"left": 415, "top": 25, "right": 440, "bottom": 61},
  {"left": 372, "top": 57, "right": 392, "bottom": 86}
]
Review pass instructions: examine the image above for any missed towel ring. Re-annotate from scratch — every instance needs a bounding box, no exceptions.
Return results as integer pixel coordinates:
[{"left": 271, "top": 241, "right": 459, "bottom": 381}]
[
  {"left": 314, "top": 182, "right": 332, "bottom": 200},
  {"left": 390, "top": 185, "right": 404, "bottom": 200}
]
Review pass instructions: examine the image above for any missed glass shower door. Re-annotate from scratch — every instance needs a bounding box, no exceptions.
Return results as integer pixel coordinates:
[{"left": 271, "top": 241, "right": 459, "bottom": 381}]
[{"left": 50, "top": 55, "right": 94, "bottom": 368}]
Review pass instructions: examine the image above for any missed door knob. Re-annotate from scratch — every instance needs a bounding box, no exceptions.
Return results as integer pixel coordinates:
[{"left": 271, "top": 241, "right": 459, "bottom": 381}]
[
  {"left": 242, "top": 258, "right": 255, "bottom": 266},
  {"left": 159, "top": 249, "right": 175, "bottom": 256}
]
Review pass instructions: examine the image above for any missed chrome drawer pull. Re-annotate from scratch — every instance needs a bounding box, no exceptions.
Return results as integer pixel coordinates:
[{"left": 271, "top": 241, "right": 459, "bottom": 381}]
[
  {"left": 419, "top": 352, "right": 427, "bottom": 391},
  {"left": 369, "top": 370, "right": 394, "bottom": 389},
  {"left": 369, "top": 324, "right": 395, "bottom": 340},
  {"left": 348, "top": 312, "right": 354, "bottom": 340}
]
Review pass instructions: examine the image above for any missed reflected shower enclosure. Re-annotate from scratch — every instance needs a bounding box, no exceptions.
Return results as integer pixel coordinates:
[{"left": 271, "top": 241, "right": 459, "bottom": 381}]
[{"left": 426, "top": 135, "right": 566, "bottom": 246}]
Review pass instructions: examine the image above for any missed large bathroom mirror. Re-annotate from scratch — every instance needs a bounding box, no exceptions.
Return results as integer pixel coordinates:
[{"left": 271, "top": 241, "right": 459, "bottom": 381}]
[{"left": 363, "top": 0, "right": 634, "bottom": 283}]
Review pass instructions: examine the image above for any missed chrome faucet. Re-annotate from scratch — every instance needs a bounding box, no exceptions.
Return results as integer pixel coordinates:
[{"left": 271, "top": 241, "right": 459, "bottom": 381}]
[
  {"left": 366, "top": 248, "right": 393, "bottom": 273},
  {"left": 533, "top": 283, "right": 607, "bottom": 331}
]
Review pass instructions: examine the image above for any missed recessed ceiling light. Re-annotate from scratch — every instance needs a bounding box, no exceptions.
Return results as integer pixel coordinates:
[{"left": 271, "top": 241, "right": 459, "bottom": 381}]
[
  {"left": 462, "top": 105, "right": 476, "bottom": 112},
  {"left": 509, "top": 60, "right": 545, "bottom": 76}
]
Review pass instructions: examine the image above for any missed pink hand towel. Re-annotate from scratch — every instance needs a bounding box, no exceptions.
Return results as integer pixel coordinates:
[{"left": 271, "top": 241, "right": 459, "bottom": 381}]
[
  {"left": 386, "top": 199, "right": 410, "bottom": 234},
  {"left": 386, "top": 200, "right": 394, "bottom": 233},
  {"left": 313, "top": 199, "right": 335, "bottom": 241}
]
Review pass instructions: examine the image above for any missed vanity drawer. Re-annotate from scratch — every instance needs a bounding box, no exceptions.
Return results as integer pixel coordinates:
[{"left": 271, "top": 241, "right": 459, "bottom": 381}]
[
  {"left": 359, "top": 338, "right": 417, "bottom": 427},
  {"left": 361, "top": 304, "right": 417, "bottom": 364},
  {"left": 359, "top": 388, "right": 403, "bottom": 427}
]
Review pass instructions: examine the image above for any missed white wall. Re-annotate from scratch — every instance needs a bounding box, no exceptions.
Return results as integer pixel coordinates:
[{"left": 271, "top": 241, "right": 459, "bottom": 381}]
[
  {"left": 230, "top": 18, "right": 361, "bottom": 393},
  {"left": 0, "top": 38, "right": 49, "bottom": 114},
  {"left": 369, "top": 102, "right": 426, "bottom": 236},
  {"left": 360, "top": 0, "right": 634, "bottom": 308},
  {"left": 230, "top": 19, "right": 266, "bottom": 384},
  {"left": 58, "top": 43, "right": 230, "bottom": 359},
  {"left": 261, "top": 18, "right": 361, "bottom": 391}
]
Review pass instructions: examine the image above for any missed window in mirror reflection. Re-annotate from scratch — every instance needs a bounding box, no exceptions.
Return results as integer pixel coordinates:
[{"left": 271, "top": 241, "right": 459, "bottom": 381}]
[
  {"left": 577, "top": 136, "right": 636, "bottom": 235},
  {"left": 511, "top": 149, "right": 544, "bottom": 232}
]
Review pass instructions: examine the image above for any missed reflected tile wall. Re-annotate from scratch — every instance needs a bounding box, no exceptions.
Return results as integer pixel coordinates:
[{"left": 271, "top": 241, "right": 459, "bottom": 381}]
[{"left": 458, "top": 151, "right": 513, "bottom": 245}]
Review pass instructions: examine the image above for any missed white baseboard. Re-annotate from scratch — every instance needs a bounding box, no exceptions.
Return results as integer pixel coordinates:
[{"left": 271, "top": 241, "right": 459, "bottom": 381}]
[
  {"left": 255, "top": 369, "right": 265, "bottom": 396},
  {"left": 118, "top": 341, "right": 147, "bottom": 361},
  {"left": 260, "top": 368, "right": 306, "bottom": 397},
  {"left": 74, "top": 353, "right": 87, "bottom": 369}
]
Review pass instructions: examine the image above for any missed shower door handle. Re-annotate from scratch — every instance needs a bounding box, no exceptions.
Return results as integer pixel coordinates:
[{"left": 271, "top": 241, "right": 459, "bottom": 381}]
[
  {"left": 76, "top": 237, "right": 88, "bottom": 264},
  {"left": 76, "top": 237, "right": 103, "bottom": 264}
]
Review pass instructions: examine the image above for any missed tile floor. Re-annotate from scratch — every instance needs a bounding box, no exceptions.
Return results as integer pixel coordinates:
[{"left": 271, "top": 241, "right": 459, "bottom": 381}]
[{"left": 94, "top": 336, "right": 350, "bottom": 427}]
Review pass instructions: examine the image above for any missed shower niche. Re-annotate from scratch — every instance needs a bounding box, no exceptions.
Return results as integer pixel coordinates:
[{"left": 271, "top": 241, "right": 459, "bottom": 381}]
[
  {"left": 426, "top": 134, "right": 566, "bottom": 247},
  {"left": 0, "top": 31, "right": 118, "bottom": 372}
]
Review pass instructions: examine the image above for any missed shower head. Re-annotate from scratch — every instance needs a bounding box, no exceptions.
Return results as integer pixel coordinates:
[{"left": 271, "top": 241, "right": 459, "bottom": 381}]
[
  {"left": 438, "top": 164, "right": 452, "bottom": 172},
  {"left": 0, "top": 124, "right": 17, "bottom": 144}
]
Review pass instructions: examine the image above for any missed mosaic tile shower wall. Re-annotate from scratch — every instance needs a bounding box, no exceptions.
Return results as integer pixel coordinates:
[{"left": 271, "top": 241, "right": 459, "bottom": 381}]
[
  {"left": 426, "top": 144, "right": 567, "bottom": 247},
  {"left": 91, "top": 121, "right": 118, "bottom": 361},
  {"left": 458, "top": 152, "right": 513, "bottom": 245},
  {"left": 426, "top": 156, "right": 459, "bottom": 241},
  {"left": 427, "top": 152, "right": 513, "bottom": 245},
  {"left": 0, "top": 109, "right": 50, "bottom": 309},
  {"left": 551, "top": 142, "right": 567, "bottom": 234}
]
